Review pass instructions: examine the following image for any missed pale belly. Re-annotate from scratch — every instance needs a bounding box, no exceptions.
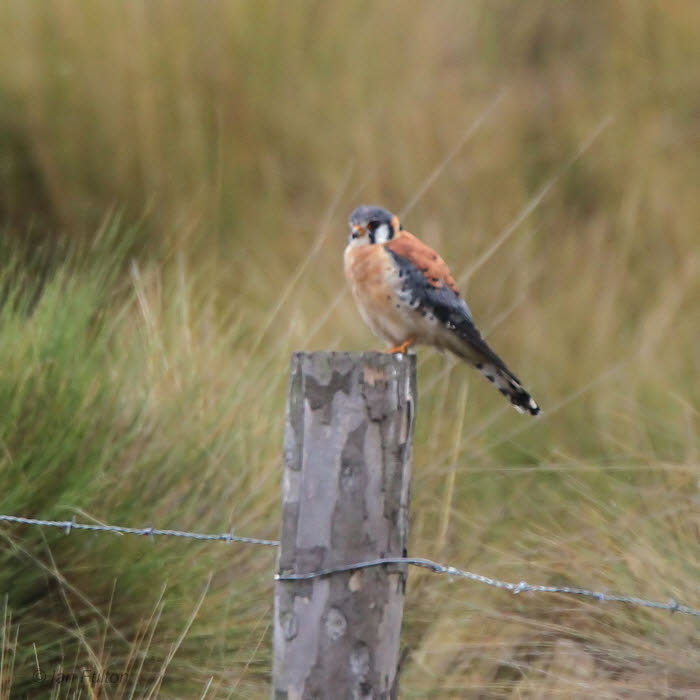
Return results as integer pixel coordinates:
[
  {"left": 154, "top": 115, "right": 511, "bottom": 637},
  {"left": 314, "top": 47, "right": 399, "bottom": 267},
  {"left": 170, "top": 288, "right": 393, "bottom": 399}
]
[{"left": 344, "top": 243, "right": 445, "bottom": 348}]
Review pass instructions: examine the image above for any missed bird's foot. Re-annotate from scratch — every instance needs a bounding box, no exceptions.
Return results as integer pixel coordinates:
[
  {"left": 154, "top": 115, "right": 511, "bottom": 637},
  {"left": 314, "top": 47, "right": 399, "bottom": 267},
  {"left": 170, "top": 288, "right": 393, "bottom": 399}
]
[{"left": 387, "top": 337, "right": 415, "bottom": 355}]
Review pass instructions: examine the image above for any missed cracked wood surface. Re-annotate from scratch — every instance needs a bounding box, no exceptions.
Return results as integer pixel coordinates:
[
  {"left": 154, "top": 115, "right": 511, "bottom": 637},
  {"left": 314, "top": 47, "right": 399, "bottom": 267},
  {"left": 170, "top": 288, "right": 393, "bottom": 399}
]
[{"left": 274, "top": 352, "right": 416, "bottom": 700}]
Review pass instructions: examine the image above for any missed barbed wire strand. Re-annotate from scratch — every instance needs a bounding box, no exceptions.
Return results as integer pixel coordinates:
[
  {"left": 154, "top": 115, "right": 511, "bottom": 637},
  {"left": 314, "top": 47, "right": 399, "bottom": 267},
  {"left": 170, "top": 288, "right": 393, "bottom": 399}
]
[
  {"left": 276, "top": 558, "right": 699, "bottom": 618},
  {"left": 2, "top": 514, "right": 697, "bottom": 617},
  {"left": 0, "top": 514, "right": 279, "bottom": 547}
]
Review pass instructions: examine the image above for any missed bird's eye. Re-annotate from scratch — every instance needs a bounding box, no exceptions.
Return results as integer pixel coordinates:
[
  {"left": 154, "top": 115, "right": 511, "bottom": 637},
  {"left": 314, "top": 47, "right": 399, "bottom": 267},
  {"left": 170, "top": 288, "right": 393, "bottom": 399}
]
[{"left": 368, "top": 221, "right": 379, "bottom": 230}]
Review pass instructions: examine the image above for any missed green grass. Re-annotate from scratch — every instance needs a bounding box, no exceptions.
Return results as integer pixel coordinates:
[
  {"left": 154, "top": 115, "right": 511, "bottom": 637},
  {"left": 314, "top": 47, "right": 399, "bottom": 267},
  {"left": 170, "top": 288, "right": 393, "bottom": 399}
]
[{"left": 0, "top": 1, "right": 699, "bottom": 697}]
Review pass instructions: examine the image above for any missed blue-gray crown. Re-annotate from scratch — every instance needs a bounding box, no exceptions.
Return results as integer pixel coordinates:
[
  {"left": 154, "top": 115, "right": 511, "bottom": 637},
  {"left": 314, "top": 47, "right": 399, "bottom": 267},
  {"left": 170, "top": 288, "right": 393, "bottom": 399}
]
[{"left": 348, "top": 205, "right": 395, "bottom": 228}]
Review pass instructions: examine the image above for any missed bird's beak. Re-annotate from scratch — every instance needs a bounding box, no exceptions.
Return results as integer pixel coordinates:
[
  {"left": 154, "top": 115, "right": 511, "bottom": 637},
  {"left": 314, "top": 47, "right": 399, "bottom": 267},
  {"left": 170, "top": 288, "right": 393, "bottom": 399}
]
[{"left": 350, "top": 224, "right": 367, "bottom": 239}]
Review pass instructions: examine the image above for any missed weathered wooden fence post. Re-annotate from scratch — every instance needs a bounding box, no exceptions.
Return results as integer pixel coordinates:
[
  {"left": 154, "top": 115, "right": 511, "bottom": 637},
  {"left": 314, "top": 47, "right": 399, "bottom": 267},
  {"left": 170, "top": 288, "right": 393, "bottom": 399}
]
[{"left": 273, "top": 351, "right": 416, "bottom": 699}]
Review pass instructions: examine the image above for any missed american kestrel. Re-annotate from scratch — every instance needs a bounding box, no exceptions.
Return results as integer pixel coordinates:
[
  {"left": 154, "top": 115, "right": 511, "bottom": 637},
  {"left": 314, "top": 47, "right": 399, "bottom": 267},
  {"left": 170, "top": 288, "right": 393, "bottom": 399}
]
[{"left": 344, "top": 205, "right": 540, "bottom": 415}]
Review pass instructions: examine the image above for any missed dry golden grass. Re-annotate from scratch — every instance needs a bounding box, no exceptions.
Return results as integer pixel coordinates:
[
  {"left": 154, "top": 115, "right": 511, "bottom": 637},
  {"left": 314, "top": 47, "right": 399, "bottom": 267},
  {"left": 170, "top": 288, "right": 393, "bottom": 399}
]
[{"left": 0, "top": 1, "right": 698, "bottom": 697}]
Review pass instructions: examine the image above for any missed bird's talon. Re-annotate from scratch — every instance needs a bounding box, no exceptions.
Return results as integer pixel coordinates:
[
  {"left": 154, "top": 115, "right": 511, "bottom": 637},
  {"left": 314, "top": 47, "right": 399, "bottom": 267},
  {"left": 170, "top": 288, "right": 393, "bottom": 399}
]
[{"left": 387, "top": 338, "right": 415, "bottom": 354}]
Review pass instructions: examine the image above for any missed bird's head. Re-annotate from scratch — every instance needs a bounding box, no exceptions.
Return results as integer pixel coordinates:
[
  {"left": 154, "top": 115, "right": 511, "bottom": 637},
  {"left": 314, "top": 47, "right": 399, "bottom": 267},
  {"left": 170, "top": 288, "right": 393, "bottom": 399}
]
[{"left": 348, "top": 205, "right": 401, "bottom": 247}]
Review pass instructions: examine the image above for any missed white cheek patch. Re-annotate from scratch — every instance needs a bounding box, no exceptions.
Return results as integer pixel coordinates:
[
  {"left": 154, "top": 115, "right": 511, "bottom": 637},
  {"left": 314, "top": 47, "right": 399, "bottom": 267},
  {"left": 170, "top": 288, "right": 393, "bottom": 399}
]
[{"left": 373, "top": 223, "right": 392, "bottom": 243}]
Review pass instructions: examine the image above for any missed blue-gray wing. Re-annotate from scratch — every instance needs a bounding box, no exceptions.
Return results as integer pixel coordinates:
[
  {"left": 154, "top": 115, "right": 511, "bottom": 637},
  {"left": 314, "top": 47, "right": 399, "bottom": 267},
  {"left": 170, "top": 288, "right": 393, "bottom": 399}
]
[
  {"left": 386, "top": 247, "right": 517, "bottom": 377},
  {"left": 386, "top": 244, "right": 541, "bottom": 415}
]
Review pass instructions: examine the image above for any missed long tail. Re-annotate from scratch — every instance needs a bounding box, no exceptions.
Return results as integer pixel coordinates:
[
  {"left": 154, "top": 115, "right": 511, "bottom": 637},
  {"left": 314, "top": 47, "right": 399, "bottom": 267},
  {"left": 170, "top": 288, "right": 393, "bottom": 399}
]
[
  {"left": 446, "top": 317, "right": 541, "bottom": 415},
  {"left": 475, "top": 360, "right": 540, "bottom": 415}
]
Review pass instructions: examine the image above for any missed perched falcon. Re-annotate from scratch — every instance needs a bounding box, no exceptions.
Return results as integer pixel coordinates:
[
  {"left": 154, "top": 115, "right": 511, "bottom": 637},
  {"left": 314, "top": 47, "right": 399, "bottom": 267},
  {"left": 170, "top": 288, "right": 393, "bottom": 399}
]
[{"left": 344, "top": 205, "right": 540, "bottom": 415}]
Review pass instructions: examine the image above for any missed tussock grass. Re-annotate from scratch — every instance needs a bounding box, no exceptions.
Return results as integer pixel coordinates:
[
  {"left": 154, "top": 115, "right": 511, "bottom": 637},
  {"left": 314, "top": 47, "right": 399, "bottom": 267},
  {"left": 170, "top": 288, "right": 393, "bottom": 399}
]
[{"left": 0, "top": 1, "right": 698, "bottom": 696}]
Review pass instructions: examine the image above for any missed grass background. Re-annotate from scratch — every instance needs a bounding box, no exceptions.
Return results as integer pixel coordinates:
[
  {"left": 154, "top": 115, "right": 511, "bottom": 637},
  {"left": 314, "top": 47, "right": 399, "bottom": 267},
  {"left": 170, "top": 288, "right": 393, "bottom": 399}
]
[{"left": 0, "top": 1, "right": 698, "bottom": 697}]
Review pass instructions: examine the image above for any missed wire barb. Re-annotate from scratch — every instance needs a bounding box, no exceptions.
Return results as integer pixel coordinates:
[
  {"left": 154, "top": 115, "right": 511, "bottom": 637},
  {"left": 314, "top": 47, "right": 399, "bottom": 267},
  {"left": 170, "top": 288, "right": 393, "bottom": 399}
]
[
  {"left": 0, "top": 513, "right": 279, "bottom": 547},
  {"left": 274, "top": 556, "right": 700, "bottom": 618}
]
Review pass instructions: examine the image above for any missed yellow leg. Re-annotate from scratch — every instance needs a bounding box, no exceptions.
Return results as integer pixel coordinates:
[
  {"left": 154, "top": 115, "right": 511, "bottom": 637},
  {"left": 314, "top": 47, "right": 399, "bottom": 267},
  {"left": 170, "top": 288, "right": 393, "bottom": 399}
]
[{"left": 387, "top": 337, "right": 415, "bottom": 354}]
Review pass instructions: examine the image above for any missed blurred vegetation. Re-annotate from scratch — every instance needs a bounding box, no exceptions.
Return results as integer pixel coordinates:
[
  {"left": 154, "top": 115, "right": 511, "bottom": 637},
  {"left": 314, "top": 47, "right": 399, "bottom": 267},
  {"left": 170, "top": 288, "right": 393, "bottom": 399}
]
[{"left": 0, "top": 0, "right": 698, "bottom": 697}]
